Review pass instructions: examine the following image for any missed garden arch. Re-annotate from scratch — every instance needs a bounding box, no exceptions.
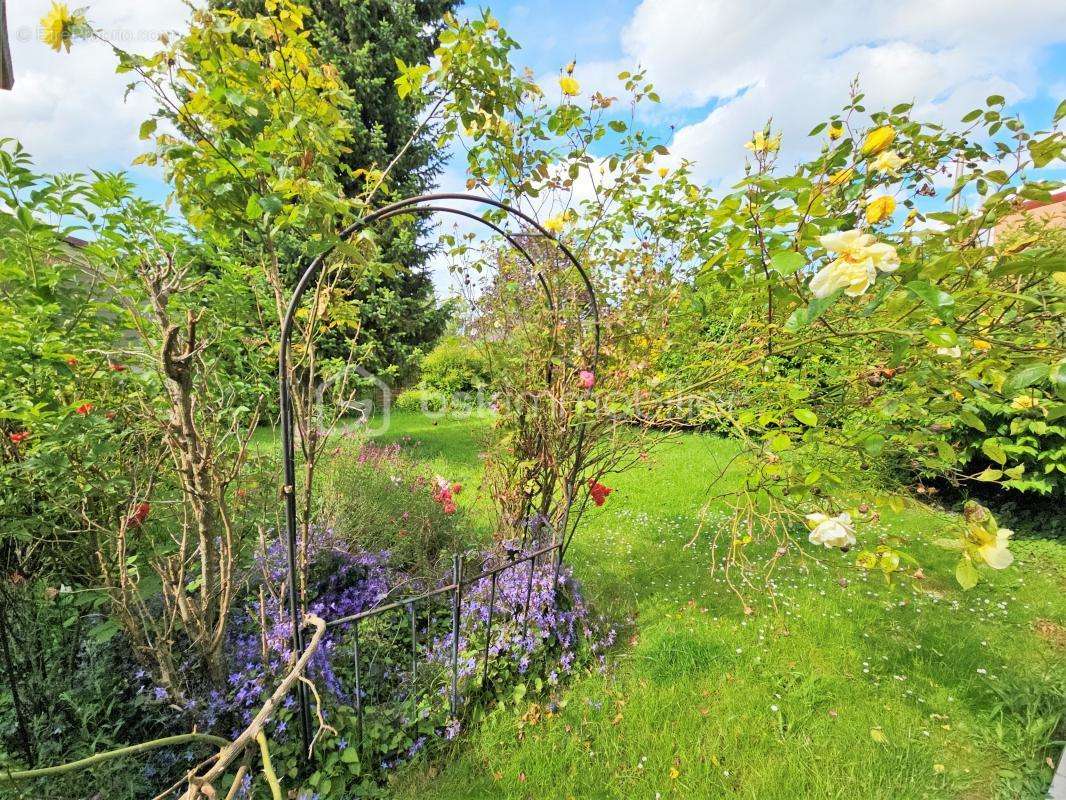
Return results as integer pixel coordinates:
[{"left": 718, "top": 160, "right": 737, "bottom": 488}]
[{"left": 278, "top": 193, "right": 600, "bottom": 756}]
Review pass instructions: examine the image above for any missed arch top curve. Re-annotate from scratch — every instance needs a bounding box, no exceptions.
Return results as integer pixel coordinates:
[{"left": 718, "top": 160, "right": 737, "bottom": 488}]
[{"left": 281, "top": 192, "right": 600, "bottom": 368}]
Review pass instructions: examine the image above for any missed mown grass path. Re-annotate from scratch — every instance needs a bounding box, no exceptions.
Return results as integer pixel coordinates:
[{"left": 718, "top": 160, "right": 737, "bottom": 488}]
[{"left": 373, "top": 413, "right": 1066, "bottom": 799}]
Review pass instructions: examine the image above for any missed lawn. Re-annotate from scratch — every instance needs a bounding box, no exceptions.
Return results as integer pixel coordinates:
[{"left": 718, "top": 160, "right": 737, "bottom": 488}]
[{"left": 355, "top": 411, "right": 1066, "bottom": 800}]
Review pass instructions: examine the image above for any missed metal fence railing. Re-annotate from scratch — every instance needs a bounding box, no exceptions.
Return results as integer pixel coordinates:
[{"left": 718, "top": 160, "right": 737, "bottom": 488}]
[{"left": 320, "top": 540, "right": 563, "bottom": 753}]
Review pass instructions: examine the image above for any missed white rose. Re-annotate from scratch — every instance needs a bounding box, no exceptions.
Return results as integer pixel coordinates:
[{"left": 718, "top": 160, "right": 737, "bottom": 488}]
[
  {"left": 809, "top": 257, "right": 876, "bottom": 298},
  {"left": 805, "top": 512, "right": 857, "bottom": 549}
]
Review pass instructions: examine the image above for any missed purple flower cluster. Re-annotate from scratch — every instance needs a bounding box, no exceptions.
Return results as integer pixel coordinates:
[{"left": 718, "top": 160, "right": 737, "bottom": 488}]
[
  {"left": 142, "top": 523, "right": 612, "bottom": 793},
  {"left": 206, "top": 526, "right": 398, "bottom": 733},
  {"left": 427, "top": 542, "right": 616, "bottom": 702}
]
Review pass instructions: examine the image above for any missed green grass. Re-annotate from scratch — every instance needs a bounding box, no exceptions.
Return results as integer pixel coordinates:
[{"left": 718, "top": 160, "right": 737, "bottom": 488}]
[
  {"left": 250, "top": 411, "right": 1066, "bottom": 797},
  {"left": 357, "top": 411, "right": 1066, "bottom": 800}
]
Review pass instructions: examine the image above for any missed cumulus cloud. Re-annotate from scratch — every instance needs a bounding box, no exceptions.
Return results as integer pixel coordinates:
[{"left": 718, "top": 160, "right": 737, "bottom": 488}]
[{"left": 605, "top": 0, "right": 1066, "bottom": 184}]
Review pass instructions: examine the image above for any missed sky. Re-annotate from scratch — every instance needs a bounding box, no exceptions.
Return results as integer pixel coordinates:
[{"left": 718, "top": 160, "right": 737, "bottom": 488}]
[{"left": 3, "top": 0, "right": 1065, "bottom": 292}]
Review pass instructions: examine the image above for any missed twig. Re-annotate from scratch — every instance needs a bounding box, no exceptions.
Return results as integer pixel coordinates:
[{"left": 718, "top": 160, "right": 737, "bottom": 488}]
[
  {"left": 0, "top": 734, "right": 228, "bottom": 783},
  {"left": 254, "top": 732, "right": 282, "bottom": 800},
  {"left": 180, "top": 614, "right": 327, "bottom": 799}
]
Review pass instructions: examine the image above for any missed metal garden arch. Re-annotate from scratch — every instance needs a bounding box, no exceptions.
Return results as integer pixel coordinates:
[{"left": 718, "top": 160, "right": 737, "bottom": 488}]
[{"left": 278, "top": 192, "right": 600, "bottom": 757}]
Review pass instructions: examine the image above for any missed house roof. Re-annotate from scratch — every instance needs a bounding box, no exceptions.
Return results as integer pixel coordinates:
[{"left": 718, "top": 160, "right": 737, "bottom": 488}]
[{"left": 1017, "top": 190, "right": 1066, "bottom": 211}]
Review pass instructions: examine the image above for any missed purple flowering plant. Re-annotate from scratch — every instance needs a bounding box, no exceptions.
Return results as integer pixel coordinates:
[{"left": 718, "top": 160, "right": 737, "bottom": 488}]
[{"left": 133, "top": 442, "right": 613, "bottom": 798}]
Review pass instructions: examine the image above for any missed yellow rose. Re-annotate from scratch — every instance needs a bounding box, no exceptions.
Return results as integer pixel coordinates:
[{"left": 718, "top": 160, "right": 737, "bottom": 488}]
[
  {"left": 971, "top": 339, "right": 991, "bottom": 351},
  {"left": 828, "top": 123, "right": 844, "bottom": 141},
  {"left": 865, "top": 195, "right": 896, "bottom": 224},
  {"left": 809, "top": 257, "right": 875, "bottom": 298},
  {"left": 745, "top": 131, "right": 781, "bottom": 154},
  {"left": 871, "top": 150, "right": 906, "bottom": 176},
  {"left": 861, "top": 125, "right": 896, "bottom": 156},
  {"left": 969, "top": 524, "right": 1014, "bottom": 569},
  {"left": 41, "top": 3, "right": 85, "bottom": 53},
  {"left": 1010, "top": 395, "right": 1039, "bottom": 411},
  {"left": 559, "top": 76, "right": 581, "bottom": 97},
  {"left": 809, "top": 229, "right": 900, "bottom": 299},
  {"left": 828, "top": 167, "right": 854, "bottom": 186},
  {"left": 543, "top": 215, "right": 565, "bottom": 234}
]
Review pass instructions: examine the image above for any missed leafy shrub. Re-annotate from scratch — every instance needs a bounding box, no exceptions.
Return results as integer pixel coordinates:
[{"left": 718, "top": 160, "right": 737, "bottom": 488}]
[
  {"left": 394, "top": 388, "right": 446, "bottom": 414},
  {"left": 0, "top": 142, "right": 142, "bottom": 582},
  {"left": 0, "top": 582, "right": 186, "bottom": 800},
  {"left": 417, "top": 336, "right": 489, "bottom": 395},
  {"left": 951, "top": 385, "right": 1065, "bottom": 496}
]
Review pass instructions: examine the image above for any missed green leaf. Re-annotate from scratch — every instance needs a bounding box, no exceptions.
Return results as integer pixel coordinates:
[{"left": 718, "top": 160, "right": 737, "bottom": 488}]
[
  {"left": 138, "top": 118, "right": 158, "bottom": 140},
  {"left": 793, "top": 408, "right": 818, "bottom": 427},
  {"left": 981, "top": 439, "right": 1007, "bottom": 465},
  {"left": 258, "top": 194, "right": 284, "bottom": 215},
  {"left": 935, "top": 440, "right": 956, "bottom": 464},
  {"left": 906, "top": 280, "right": 955, "bottom": 316},
  {"left": 512, "top": 682, "right": 527, "bottom": 704},
  {"left": 1002, "top": 363, "right": 1049, "bottom": 395},
  {"left": 1055, "top": 99, "right": 1066, "bottom": 123},
  {"left": 958, "top": 409, "right": 986, "bottom": 433},
  {"left": 923, "top": 327, "right": 958, "bottom": 347},
  {"left": 1051, "top": 360, "right": 1066, "bottom": 400},
  {"left": 1029, "top": 135, "right": 1065, "bottom": 168},
  {"left": 768, "top": 433, "right": 792, "bottom": 452},
  {"left": 770, "top": 251, "right": 805, "bottom": 277},
  {"left": 245, "top": 194, "right": 264, "bottom": 220},
  {"left": 784, "top": 291, "right": 840, "bottom": 332},
  {"left": 862, "top": 434, "right": 885, "bottom": 455},
  {"left": 975, "top": 467, "right": 1003, "bottom": 481},
  {"left": 955, "top": 557, "right": 979, "bottom": 590}
]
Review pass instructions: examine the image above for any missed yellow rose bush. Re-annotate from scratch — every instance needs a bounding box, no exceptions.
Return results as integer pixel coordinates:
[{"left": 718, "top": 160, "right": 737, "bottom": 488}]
[{"left": 390, "top": 22, "right": 1066, "bottom": 592}]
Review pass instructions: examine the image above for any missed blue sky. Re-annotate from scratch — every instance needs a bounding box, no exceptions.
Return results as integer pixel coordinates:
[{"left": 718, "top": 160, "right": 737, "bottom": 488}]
[{"left": 3, "top": 0, "right": 1065, "bottom": 291}]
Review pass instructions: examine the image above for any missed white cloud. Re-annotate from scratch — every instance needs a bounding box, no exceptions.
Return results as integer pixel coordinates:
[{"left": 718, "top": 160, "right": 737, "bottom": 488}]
[
  {"left": 2, "top": 1, "right": 192, "bottom": 175},
  {"left": 600, "top": 0, "right": 1066, "bottom": 184}
]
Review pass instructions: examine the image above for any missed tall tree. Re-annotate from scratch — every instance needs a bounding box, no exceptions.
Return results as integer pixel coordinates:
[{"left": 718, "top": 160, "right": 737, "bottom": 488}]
[{"left": 216, "top": 0, "right": 460, "bottom": 383}]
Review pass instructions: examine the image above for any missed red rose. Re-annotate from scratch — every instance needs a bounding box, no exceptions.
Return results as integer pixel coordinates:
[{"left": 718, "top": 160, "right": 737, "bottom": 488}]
[
  {"left": 588, "top": 478, "right": 612, "bottom": 507},
  {"left": 75, "top": 403, "right": 93, "bottom": 415},
  {"left": 9, "top": 431, "right": 30, "bottom": 444}
]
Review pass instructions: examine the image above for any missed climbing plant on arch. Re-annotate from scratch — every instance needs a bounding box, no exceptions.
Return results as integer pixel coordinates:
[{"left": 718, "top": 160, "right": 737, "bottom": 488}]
[{"left": 278, "top": 192, "right": 604, "bottom": 756}]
